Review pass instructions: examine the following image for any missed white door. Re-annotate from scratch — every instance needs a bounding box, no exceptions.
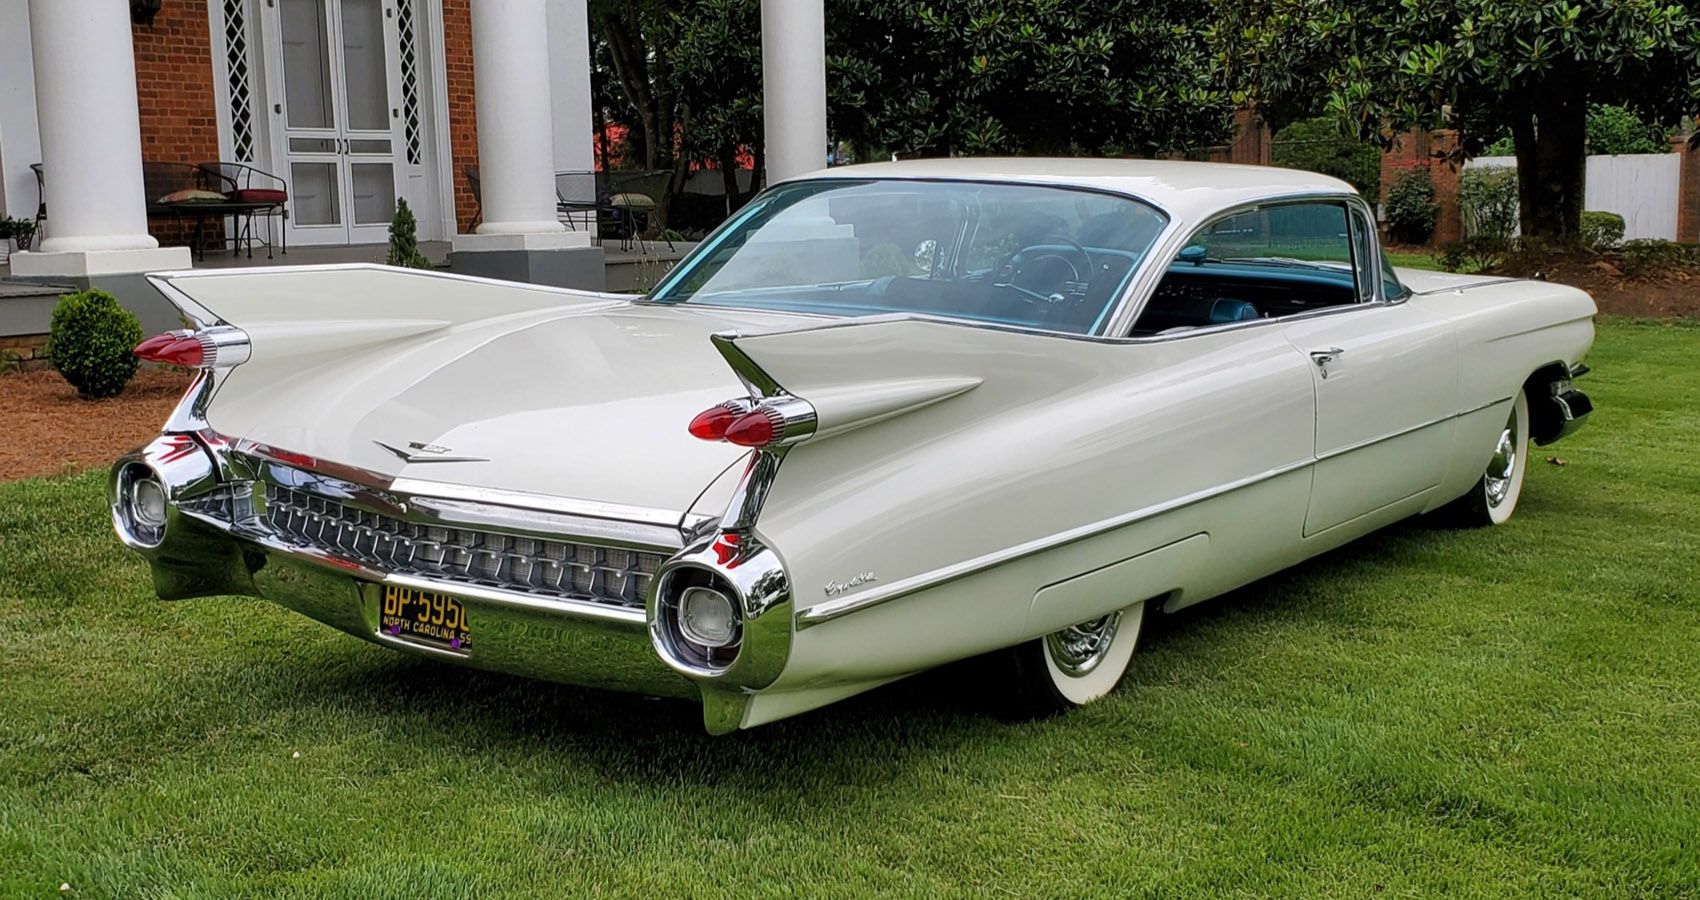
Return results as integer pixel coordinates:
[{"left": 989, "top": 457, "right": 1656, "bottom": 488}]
[{"left": 274, "top": 0, "right": 406, "bottom": 245}]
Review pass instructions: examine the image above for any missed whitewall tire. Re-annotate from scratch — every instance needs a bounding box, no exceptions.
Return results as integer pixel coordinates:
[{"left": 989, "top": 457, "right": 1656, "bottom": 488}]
[
  {"left": 1443, "top": 388, "right": 1531, "bottom": 527},
  {"left": 1007, "top": 599, "right": 1146, "bottom": 715}
]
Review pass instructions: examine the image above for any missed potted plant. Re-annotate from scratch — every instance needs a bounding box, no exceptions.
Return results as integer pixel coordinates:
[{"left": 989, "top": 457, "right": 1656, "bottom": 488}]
[
  {"left": 0, "top": 217, "right": 34, "bottom": 264},
  {"left": 11, "top": 217, "right": 36, "bottom": 252}
]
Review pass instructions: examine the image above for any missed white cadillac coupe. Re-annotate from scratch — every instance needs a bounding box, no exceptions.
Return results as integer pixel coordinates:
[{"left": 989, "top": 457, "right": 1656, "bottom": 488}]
[{"left": 111, "top": 159, "right": 1595, "bottom": 732}]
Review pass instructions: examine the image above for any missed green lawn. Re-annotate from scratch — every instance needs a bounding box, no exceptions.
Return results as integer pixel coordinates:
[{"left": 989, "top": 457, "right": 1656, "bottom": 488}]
[
  {"left": 3, "top": 319, "right": 1698, "bottom": 898},
  {"left": 1386, "top": 250, "right": 1444, "bottom": 270}
]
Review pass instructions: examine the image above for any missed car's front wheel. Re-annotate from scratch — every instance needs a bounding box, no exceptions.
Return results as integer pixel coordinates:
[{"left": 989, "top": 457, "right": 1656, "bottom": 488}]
[
  {"left": 1441, "top": 388, "right": 1531, "bottom": 527},
  {"left": 1007, "top": 600, "right": 1147, "bottom": 715}
]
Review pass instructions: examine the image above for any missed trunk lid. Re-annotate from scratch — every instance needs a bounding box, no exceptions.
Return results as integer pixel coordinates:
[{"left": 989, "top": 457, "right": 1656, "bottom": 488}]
[{"left": 205, "top": 299, "right": 815, "bottom": 517}]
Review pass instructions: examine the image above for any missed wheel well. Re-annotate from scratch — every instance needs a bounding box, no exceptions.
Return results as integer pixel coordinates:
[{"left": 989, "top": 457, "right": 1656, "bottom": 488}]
[{"left": 1523, "top": 361, "right": 1571, "bottom": 445}]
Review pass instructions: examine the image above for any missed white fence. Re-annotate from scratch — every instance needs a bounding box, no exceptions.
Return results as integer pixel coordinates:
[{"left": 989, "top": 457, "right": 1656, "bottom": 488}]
[{"left": 1466, "top": 153, "right": 1681, "bottom": 240}]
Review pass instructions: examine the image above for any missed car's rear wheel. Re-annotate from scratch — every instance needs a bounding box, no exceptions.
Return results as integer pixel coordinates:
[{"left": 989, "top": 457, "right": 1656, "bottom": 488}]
[
  {"left": 1007, "top": 600, "right": 1146, "bottom": 716},
  {"left": 1441, "top": 389, "right": 1530, "bottom": 527}
]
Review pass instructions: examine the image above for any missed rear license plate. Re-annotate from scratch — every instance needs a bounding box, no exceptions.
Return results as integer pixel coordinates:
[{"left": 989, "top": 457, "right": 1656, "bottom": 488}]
[{"left": 378, "top": 584, "right": 471, "bottom": 653}]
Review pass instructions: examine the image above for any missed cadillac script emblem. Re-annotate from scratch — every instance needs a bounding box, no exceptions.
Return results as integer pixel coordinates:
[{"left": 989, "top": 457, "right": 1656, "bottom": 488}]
[{"left": 824, "top": 572, "right": 877, "bottom": 596}]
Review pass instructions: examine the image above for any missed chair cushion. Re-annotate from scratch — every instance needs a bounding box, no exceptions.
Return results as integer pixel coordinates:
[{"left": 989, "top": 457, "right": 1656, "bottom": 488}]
[
  {"left": 158, "top": 189, "right": 227, "bottom": 204},
  {"left": 232, "top": 187, "right": 288, "bottom": 203}
]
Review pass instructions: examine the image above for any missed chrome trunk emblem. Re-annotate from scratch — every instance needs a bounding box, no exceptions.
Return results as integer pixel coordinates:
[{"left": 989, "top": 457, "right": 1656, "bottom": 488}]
[{"left": 373, "top": 440, "right": 488, "bottom": 464}]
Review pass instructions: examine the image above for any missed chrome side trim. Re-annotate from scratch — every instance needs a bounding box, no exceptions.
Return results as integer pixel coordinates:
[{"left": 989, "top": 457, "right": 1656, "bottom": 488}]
[
  {"left": 798, "top": 457, "right": 1315, "bottom": 627},
  {"left": 1314, "top": 397, "right": 1510, "bottom": 462},
  {"left": 801, "top": 392, "right": 1507, "bottom": 627}
]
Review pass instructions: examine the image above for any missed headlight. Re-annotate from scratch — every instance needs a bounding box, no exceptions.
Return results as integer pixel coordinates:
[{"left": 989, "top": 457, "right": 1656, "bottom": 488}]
[{"left": 678, "top": 585, "right": 738, "bottom": 648}]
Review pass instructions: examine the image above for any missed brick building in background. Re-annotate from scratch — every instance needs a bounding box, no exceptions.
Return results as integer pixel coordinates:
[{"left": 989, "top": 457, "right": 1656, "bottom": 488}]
[{"left": 0, "top": 0, "right": 594, "bottom": 253}]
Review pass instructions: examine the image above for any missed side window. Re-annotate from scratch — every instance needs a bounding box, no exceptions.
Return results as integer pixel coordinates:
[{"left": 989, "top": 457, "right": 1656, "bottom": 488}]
[
  {"left": 1349, "top": 208, "right": 1377, "bottom": 301},
  {"left": 1133, "top": 201, "right": 1363, "bottom": 335},
  {"left": 1380, "top": 251, "right": 1410, "bottom": 300}
]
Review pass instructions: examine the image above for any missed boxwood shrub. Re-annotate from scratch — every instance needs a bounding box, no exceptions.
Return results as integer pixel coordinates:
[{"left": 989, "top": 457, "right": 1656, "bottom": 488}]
[{"left": 47, "top": 289, "right": 142, "bottom": 399}]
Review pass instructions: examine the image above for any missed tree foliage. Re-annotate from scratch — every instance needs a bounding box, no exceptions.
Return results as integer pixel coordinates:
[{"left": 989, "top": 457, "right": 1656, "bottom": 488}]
[
  {"left": 1214, "top": 0, "right": 1700, "bottom": 239},
  {"left": 588, "top": 0, "right": 1241, "bottom": 227},
  {"left": 829, "top": 0, "right": 1237, "bottom": 158},
  {"left": 1270, "top": 116, "right": 1382, "bottom": 196}
]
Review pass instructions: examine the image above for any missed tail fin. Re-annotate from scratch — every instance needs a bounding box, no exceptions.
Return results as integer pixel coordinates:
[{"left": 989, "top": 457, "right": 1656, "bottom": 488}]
[{"left": 149, "top": 265, "right": 618, "bottom": 361}]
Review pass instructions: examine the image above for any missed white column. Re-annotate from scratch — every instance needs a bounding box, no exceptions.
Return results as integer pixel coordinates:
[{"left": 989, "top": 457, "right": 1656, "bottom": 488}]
[
  {"left": 14, "top": 0, "right": 188, "bottom": 276},
  {"left": 761, "top": 0, "right": 828, "bottom": 183},
  {"left": 468, "top": 0, "right": 566, "bottom": 238}
]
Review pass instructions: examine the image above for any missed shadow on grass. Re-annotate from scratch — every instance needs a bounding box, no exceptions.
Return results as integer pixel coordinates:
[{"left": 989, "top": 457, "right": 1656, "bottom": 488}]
[
  {"left": 209, "top": 516, "right": 1451, "bottom": 782},
  {"left": 41, "top": 512, "right": 1459, "bottom": 801}
]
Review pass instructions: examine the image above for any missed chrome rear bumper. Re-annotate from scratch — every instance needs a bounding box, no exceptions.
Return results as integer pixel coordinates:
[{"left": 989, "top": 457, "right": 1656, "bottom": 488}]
[
  {"left": 110, "top": 433, "right": 705, "bottom": 700},
  {"left": 133, "top": 499, "right": 699, "bottom": 698}
]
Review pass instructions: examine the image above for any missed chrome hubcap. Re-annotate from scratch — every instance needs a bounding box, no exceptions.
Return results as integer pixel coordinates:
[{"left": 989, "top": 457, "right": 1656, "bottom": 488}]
[
  {"left": 1484, "top": 411, "right": 1519, "bottom": 508},
  {"left": 1044, "top": 611, "right": 1123, "bottom": 677}
]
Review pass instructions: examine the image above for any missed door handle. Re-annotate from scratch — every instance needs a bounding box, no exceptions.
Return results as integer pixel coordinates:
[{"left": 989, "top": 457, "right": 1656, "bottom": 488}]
[{"left": 1310, "top": 347, "right": 1345, "bottom": 379}]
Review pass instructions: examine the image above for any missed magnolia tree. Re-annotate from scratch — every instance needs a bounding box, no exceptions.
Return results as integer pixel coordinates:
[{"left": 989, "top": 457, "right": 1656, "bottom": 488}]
[
  {"left": 830, "top": 0, "right": 1237, "bottom": 157},
  {"left": 1214, "top": 0, "right": 1700, "bottom": 240}
]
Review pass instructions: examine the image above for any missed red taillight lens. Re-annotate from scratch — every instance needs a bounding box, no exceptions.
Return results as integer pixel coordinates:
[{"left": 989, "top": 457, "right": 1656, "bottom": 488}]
[
  {"left": 724, "top": 409, "right": 779, "bottom": 447},
  {"left": 688, "top": 403, "right": 741, "bottom": 441},
  {"left": 134, "top": 332, "right": 204, "bottom": 368}
]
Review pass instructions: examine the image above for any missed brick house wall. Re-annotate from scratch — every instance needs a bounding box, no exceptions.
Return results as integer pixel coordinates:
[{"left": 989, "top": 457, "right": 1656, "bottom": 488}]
[
  {"left": 131, "top": 1, "right": 222, "bottom": 248},
  {"left": 1380, "top": 129, "right": 1463, "bottom": 246},
  {"left": 443, "top": 0, "right": 479, "bottom": 233}
]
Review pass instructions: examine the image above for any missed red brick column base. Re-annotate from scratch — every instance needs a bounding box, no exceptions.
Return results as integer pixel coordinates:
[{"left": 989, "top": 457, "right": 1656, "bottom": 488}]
[{"left": 1675, "top": 136, "right": 1700, "bottom": 244}]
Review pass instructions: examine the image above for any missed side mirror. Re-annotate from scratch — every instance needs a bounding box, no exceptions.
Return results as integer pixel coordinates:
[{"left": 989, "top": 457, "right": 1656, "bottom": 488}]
[{"left": 1178, "top": 245, "right": 1209, "bottom": 266}]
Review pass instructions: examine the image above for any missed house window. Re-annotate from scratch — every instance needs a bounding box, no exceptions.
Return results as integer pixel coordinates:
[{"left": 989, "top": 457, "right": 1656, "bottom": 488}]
[
  {"left": 397, "top": 0, "right": 422, "bottom": 166},
  {"left": 223, "top": 0, "right": 256, "bottom": 162}
]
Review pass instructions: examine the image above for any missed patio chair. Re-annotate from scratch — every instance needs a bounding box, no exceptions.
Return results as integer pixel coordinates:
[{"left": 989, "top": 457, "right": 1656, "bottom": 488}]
[
  {"left": 142, "top": 161, "right": 226, "bottom": 261},
  {"left": 603, "top": 169, "right": 675, "bottom": 252},
  {"left": 554, "top": 170, "right": 603, "bottom": 239},
  {"left": 199, "top": 162, "right": 288, "bottom": 259}
]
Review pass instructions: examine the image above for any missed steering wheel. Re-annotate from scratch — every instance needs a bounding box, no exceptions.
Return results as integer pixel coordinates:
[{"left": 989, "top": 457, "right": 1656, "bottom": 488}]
[{"left": 996, "top": 239, "right": 1095, "bottom": 305}]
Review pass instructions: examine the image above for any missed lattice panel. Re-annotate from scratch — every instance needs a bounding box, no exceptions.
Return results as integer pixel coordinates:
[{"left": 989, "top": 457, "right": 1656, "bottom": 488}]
[
  {"left": 397, "top": 0, "right": 423, "bottom": 165},
  {"left": 222, "top": 0, "right": 255, "bottom": 162}
]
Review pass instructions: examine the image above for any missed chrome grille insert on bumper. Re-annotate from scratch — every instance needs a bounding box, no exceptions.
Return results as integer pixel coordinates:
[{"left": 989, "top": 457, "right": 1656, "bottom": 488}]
[{"left": 263, "top": 483, "right": 666, "bottom": 608}]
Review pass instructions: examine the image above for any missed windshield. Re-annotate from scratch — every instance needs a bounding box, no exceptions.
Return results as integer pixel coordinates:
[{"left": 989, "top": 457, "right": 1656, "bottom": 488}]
[{"left": 648, "top": 179, "right": 1169, "bottom": 335}]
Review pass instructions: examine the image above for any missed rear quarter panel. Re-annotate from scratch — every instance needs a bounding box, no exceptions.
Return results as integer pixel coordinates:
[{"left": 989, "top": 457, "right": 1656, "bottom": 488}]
[
  {"left": 1399, "top": 269, "right": 1596, "bottom": 505},
  {"left": 724, "top": 318, "right": 1318, "bottom": 693}
]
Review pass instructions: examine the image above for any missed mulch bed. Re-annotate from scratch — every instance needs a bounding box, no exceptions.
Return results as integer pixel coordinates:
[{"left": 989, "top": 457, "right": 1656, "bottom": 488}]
[
  {"left": 1493, "top": 257, "right": 1700, "bottom": 319},
  {"left": 0, "top": 368, "right": 191, "bottom": 481}
]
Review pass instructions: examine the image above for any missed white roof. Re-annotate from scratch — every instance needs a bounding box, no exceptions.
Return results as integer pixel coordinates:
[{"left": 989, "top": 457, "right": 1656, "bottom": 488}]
[{"left": 784, "top": 158, "right": 1358, "bottom": 224}]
